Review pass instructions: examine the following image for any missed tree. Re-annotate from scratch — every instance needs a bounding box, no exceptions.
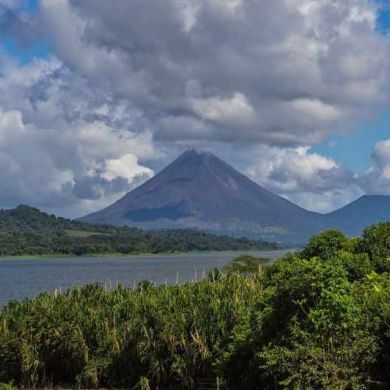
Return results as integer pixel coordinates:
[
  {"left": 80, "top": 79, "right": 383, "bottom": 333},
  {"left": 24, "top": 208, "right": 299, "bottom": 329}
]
[
  {"left": 361, "top": 223, "right": 390, "bottom": 273},
  {"left": 300, "top": 229, "right": 349, "bottom": 261}
]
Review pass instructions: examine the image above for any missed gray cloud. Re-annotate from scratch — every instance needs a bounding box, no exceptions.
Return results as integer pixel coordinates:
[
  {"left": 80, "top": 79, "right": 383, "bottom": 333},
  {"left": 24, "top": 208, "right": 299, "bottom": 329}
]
[
  {"left": 38, "top": 0, "right": 390, "bottom": 147},
  {"left": 236, "top": 144, "right": 361, "bottom": 212},
  {"left": 0, "top": 0, "right": 389, "bottom": 216},
  {"left": 0, "top": 62, "right": 155, "bottom": 216},
  {"left": 359, "top": 140, "right": 390, "bottom": 195}
]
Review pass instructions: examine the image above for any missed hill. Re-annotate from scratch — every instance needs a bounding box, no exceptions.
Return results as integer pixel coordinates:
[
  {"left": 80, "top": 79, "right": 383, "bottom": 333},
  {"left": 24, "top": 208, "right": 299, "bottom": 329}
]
[
  {"left": 326, "top": 195, "right": 390, "bottom": 235},
  {"left": 0, "top": 204, "right": 98, "bottom": 233},
  {"left": 0, "top": 205, "right": 277, "bottom": 256},
  {"left": 81, "top": 150, "right": 326, "bottom": 243}
]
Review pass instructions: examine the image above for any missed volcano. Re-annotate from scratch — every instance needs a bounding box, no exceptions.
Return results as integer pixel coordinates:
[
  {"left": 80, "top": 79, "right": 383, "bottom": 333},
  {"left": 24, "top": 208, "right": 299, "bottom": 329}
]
[{"left": 81, "top": 150, "right": 330, "bottom": 243}]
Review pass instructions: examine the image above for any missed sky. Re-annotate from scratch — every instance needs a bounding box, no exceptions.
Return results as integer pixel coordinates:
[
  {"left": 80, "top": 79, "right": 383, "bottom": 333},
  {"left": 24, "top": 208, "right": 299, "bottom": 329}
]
[{"left": 0, "top": 0, "right": 390, "bottom": 217}]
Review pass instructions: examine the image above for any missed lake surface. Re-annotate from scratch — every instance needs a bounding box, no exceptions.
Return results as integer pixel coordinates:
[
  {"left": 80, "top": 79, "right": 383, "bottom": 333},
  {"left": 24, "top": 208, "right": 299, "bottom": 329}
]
[{"left": 0, "top": 250, "right": 289, "bottom": 306}]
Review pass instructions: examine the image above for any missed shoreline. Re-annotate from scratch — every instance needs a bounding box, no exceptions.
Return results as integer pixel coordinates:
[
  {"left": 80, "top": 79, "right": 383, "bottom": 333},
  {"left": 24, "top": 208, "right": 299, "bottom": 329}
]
[{"left": 0, "top": 248, "right": 288, "bottom": 261}]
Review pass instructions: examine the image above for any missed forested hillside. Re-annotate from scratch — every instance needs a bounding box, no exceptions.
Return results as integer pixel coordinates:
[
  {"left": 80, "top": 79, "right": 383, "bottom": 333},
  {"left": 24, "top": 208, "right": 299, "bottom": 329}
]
[
  {"left": 2, "top": 223, "right": 390, "bottom": 388},
  {"left": 0, "top": 205, "right": 276, "bottom": 256}
]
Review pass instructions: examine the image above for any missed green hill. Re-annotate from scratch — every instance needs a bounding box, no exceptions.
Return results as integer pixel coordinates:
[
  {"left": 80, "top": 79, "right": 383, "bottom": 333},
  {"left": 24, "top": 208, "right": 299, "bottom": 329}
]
[{"left": 0, "top": 205, "right": 277, "bottom": 257}]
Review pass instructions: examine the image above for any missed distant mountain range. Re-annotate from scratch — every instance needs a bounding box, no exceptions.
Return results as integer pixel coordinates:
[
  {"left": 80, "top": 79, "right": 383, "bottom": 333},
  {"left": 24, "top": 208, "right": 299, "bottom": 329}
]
[{"left": 81, "top": 150, "right": 390, "bottom": 244}]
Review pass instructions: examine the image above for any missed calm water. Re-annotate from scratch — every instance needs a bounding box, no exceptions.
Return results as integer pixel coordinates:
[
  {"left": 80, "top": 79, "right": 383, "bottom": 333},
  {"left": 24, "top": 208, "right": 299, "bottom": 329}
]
[{"left": 0, "top": 250, "right": 288, "bottom": 306}]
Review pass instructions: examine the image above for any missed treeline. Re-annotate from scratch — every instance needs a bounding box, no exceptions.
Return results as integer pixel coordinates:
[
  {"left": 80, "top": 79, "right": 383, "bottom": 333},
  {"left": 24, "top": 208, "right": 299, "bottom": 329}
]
[
  {"left": 0, "top": 205, "right": 276, "bottom": 256},
  {"left": 2, "top": 223, "right": 390, "bottom": 388}
]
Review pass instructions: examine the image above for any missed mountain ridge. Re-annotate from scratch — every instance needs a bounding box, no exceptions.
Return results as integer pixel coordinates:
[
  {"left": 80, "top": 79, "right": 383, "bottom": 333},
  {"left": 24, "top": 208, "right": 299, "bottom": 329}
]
[
  {"left": 326, "top": 194, "right": 390, "bottom": 236},
  {"left": 81, "top": 150, "right": 390, "bottom": 243},
  {"left": 81, "top": 150, "right": 323, "bottom": 243}
]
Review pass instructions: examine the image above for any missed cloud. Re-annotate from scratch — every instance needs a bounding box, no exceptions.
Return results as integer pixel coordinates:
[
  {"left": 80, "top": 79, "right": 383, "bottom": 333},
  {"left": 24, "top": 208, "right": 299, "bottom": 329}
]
[
  {"left": 191, "top": 93, "right": 255, "bottom": 126},
  {"left": 0, "top": 47, "right": 158, "bottom": 216},
  {"left": 35, "top": 0, "right": 390, "bottom": 146},
  {"left": 242, "top": 145, "right": 361, "bottom": 212},
  {"left": 0, "top": 0, "right": 390, "bottom": 216},
  {"left": 102, "top": 154, "right": 153, "bottom": 182},
  {"left": 241, "top": 138, "right": 390, "bottom": 213},
  {"left": 289, "top": 99, "right": 341, "bottom": 122},
  {"left": 360, "top": 140, "right": 390, "bottom": 195}
]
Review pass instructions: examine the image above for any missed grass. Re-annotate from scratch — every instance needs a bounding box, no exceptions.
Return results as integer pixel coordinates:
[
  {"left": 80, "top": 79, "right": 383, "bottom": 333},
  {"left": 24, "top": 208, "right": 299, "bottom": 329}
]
[{"left": 0, "top": 273, "right": 261, "bottom": 388}]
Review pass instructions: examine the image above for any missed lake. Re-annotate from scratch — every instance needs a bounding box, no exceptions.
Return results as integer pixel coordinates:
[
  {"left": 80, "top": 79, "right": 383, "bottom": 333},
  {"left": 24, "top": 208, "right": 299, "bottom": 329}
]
[{"left": 0, "top": 250, "right": 289, "bottom": 306}]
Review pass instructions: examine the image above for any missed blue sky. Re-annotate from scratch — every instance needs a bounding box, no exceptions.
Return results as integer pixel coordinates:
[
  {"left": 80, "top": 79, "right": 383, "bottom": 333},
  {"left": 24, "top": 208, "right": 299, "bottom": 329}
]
[
  {"left": 377, "top": 0, "right": 390, "bottom": 30},
  {"left": 0, "top": 0, "right": 48, "bottom": 64},
  {"left": 311, "top": 0, "right": 390, "bottom": 173},
  {"left": 312, "top": 113, "right": 390, "bottom": 173}
]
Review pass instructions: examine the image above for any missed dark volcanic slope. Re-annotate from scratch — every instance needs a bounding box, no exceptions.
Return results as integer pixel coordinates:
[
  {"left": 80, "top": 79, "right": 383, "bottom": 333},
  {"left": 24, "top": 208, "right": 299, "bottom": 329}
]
[
  {"left": 326, "top": 195, "right": 390, "bottom": 235},
  {"left": 81, "top": 150, "right": 326, "bottom": 242}
]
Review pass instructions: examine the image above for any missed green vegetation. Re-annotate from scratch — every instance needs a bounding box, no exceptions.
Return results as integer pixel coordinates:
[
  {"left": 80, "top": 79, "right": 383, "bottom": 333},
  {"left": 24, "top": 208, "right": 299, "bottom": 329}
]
[
  {"left": 64, "top": 230, "right": 110, "bottom": 238},
  {"left": 223, "top": 254, "right": 271, "bottom": 274},
  {"left": 0, "top": 205, "right": 277, "bottom": 257},
  {"left": 3, "top": 223, "right": 390, "bottom": 388}
]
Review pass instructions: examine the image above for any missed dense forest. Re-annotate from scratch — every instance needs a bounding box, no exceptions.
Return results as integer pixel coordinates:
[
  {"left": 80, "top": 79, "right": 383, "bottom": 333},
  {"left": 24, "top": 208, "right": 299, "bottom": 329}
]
[
  {"left": 0, "top": 205, "right": 276, "bottom": 256},
  {"left": 2, "top": 223, "right": 390, "bottom": 388}
]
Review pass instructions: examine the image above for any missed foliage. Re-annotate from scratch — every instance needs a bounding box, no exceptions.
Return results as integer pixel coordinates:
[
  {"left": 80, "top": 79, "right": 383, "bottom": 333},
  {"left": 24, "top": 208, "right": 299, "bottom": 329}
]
[
  {"left": 299, "top": 229, "right": 349, "bottom": 261},
  {"left": 0, "top": 275, "right": 262, "bottom": 388},
  {"left": 258, "top": 258, "right": 376, "bottom": 388},
  {"left": 0, "top": 385, "right": 15, "bottom": 390},
  {"left": 223, "top": 255, "right": 270, "bottom": 275},
  {"left": 0, "top": 205, "right": 277, "bottom": 256},
  {"left": 3, "top": 225, "right": 390, "bottom": 388},
  {"left": 360, "top": 222, "right": 390, "bottom": 272}
]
